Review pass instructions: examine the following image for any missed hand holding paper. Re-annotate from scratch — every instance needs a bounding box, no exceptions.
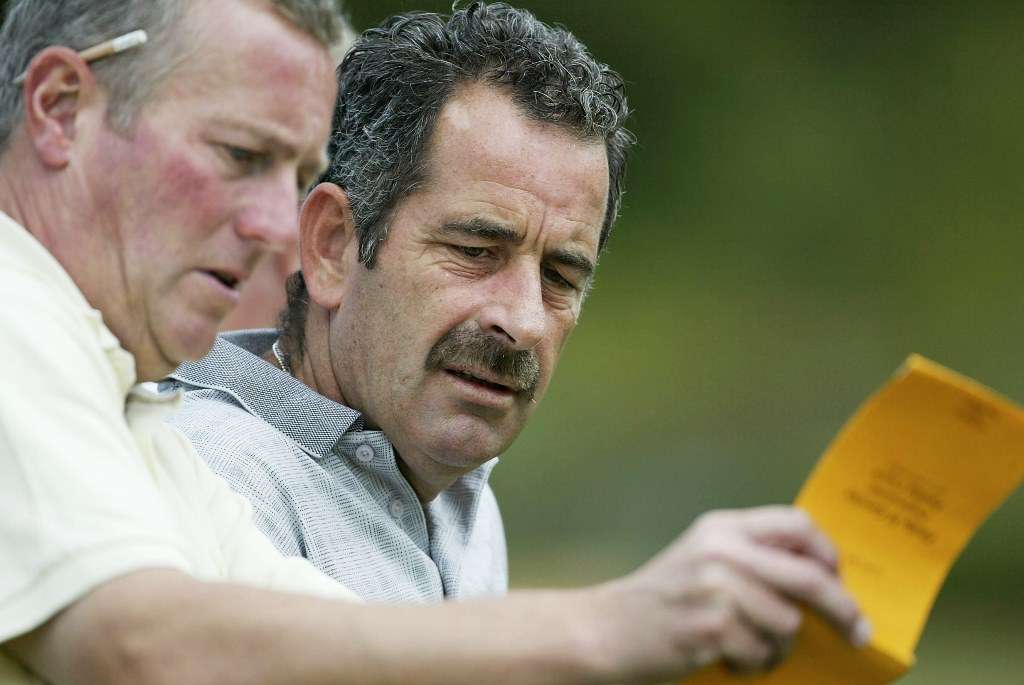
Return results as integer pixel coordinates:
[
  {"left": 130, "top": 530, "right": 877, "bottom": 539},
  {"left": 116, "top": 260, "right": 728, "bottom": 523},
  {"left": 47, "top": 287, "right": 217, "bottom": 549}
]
[
  {"left": 596, "top": 505, "right": 866, "bottom": 682},
  {"left": 684, "top": 355, "right": 1024, "bottom": 684}
]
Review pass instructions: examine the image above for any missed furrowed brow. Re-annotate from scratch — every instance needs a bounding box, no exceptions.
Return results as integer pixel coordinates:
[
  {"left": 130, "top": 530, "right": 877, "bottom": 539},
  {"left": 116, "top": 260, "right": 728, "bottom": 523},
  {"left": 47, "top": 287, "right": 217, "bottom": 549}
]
[
  {"left": 440, "top": 217, "right": 521, "bottom": 244},
  {"left": 214, "top": 118, "right": 296, "bottom": 155}
]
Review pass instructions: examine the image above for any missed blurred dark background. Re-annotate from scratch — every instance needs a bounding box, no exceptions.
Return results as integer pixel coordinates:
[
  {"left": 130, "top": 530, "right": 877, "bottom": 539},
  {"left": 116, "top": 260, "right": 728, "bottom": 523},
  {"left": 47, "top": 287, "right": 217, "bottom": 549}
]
[{"left": 5, "top": 1, "right": 1021, "bottom": 682}]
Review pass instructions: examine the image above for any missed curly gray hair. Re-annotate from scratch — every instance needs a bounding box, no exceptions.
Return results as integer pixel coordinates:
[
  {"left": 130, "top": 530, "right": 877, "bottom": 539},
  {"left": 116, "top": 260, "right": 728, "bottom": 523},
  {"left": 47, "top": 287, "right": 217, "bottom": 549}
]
[
  {"left": 279, "top": 2, "right": 634, "bottom": 360},
  {"left": 331, "top": 1, "right": 632, "bottom": 265}
]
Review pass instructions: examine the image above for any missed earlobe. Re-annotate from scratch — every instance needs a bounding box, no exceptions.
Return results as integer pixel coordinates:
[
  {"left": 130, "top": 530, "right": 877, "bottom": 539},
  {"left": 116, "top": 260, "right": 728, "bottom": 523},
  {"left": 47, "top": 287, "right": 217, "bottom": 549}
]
[
  {"left": 299, "top": 182, "right": 358, "bottom": 309},
  {"left": 22, "top": 47, "right": 97, "bottom": 169}
]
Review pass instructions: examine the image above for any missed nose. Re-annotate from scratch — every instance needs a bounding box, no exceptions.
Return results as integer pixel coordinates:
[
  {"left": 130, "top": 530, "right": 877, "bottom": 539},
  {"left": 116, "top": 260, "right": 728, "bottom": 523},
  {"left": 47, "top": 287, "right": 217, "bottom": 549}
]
[
  {"left": 234, "top": 172, "right": 300, "bottom": 255},
  {"left": 477, "top": 259, "right": 547, "bottom": 351}
]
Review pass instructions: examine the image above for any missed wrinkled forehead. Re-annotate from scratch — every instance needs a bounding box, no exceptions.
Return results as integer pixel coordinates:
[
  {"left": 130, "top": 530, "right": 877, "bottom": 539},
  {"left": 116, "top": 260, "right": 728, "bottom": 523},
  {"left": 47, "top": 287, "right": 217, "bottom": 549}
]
[
  {"left": 160, "top": 0, "right": 333, "bottom": 95},
  {"left": 143, "top": 0, "right": 336, "bottom": 141},
  {"left": 424, "top": 84, "right": 609, "bottom": 243}
]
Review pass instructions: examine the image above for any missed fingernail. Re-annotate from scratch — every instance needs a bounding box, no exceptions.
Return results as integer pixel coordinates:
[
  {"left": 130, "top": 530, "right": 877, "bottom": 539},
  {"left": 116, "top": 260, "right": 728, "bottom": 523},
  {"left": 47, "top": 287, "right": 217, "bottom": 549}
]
[{"left": 852, "top": 617, "right": 872, "bottom": 647}]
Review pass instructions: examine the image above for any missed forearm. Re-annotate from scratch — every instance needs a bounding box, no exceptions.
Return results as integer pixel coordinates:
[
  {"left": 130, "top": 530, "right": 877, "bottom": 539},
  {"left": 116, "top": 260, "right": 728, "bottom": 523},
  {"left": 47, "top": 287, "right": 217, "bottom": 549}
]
[
  {"left": 7, "top": 570, "right": 614, "bottom": 685},
  {"left": 331, "top": 589, "right": 612, "bottom": 685},
  {"left": 6, "top": 507, "right": 868, "bottom": 685}
]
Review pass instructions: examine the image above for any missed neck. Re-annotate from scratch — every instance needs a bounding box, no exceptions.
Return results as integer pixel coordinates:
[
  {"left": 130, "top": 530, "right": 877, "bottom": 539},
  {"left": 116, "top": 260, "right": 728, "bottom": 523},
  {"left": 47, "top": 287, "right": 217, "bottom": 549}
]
[
  {"left": 291, "top": 306, "right": 469, "bottom": 504},
  {"left": 291, "top": 305, "right": 350, "bottom": 407},
  {"left": 397, "top": 459, "right": 469, "bottom": 503},
  {"left": 0, "top": 144, "right": 172, "bottom": 383},
  {"left": 0, "top": 147, "right": 67, "bottom": 251}
]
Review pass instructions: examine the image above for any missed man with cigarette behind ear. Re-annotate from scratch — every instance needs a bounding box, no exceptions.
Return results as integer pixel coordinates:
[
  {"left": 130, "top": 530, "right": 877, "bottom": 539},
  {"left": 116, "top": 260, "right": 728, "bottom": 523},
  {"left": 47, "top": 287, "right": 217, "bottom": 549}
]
[{"left": 0, "top": 1, "right": 866, "bottom": 683}]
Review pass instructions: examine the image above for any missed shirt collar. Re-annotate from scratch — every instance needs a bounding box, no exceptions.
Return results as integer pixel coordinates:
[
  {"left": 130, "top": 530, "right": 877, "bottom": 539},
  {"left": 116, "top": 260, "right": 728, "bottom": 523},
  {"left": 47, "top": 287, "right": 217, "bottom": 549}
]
[{"left": 168, "top": 329, "right": 363, "bottom": 459}]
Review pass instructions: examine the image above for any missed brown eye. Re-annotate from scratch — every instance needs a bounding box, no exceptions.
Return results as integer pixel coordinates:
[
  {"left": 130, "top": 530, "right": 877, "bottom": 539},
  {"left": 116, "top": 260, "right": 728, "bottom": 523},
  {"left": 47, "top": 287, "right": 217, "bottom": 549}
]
[
  {"left": 454, "top": 245, "right": 489, "bottom": 259},
  {"left": 543, "top": 266, "right": 576, "bottom": 291}
]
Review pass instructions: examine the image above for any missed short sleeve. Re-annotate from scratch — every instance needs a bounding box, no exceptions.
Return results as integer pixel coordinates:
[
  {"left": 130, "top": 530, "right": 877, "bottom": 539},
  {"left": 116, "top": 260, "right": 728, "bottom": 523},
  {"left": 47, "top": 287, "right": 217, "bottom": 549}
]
[{"left": 0, "top": 267, "right": 191, "bottom": 643}]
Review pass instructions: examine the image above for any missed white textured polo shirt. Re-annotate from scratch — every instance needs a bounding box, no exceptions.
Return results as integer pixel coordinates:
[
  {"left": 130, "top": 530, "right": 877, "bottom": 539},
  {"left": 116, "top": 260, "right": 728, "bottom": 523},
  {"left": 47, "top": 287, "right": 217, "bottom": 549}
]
[{"left": 0, "top": 212, "right": 355, "bottom": 681}]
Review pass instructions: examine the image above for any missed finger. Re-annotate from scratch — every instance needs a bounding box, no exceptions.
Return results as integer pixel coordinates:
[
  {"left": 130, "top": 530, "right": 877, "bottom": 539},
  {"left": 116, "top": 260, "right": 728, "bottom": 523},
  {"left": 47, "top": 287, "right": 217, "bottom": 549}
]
[
  {"left": 718, "top": 614, "right": 777, "bottom": 673},
  {"left": 715, "top": 564, "right": 803, "bottom": 642},
  {"left": 725, "top": 540, "right": 866, "bottom": 643},
  {"left": 762, "top": 633, "right": 795, "bottom": 671},
  {"left": 731, "top": 505, "right": 839, "bottom": 571}
]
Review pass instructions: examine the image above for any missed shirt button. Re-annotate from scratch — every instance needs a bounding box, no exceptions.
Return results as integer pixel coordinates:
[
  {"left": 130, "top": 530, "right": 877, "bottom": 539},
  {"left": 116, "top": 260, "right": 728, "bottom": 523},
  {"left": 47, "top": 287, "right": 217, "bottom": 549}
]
[
  {"left": 388, "top": 499, "right": 406, "bottom": 518},
  {"left": 354, "top": 444, "right": 375, "bottom": 463}
]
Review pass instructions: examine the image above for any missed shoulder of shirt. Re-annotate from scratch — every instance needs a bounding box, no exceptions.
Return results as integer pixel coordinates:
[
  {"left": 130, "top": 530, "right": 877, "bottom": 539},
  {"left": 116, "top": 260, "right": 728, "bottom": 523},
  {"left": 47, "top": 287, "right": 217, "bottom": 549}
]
[
  {"left": 171, "top": 389, "right": 280, "bottom": 440},
  {"left": 0, "top": 212, "right": 93, "bottom": 313},
  {"left": 0, "top": 212, "right": 136, "bottom": 384},
  {"left": 168, "top": 390, "right": 308, "bottom": 471}
]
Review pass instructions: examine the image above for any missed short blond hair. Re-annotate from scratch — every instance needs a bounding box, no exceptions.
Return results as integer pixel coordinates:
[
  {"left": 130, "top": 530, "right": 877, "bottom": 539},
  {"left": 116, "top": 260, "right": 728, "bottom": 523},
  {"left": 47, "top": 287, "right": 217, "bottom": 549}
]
[{"left": 0, "top": 0, "right": 351, "bottom": 155}]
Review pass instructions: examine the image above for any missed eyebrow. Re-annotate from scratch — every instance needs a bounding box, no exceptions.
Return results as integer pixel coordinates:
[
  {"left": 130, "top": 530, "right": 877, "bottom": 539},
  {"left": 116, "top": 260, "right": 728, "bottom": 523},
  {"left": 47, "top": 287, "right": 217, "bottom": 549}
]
[
  {"left": 440, "top": 217, "right": 520, "bottom": 243},
  {"left": 213, "top": 117, "right": 328, "bottom": 186},
  {"left": 440, "top": 217, "right": 596, "bottom": 280},
  {"left": 549, "top": 248, "right": 595, "bottom": 281}
]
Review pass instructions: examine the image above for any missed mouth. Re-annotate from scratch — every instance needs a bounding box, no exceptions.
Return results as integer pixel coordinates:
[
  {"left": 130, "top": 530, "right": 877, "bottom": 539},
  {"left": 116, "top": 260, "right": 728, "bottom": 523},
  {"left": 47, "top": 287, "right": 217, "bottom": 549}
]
[
  {"left": 444, "top": 367, "right": 517, "bottom": 395},
  {"left": 203, "top": 268, "right": 242, "bottom": 291}
]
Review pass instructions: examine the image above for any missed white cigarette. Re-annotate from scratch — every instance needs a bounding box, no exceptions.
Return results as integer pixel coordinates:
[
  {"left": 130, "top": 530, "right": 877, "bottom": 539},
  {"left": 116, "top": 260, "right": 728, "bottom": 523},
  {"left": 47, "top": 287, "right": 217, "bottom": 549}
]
[{"left": 12, "top": 29, "right": 148, "bottom": 86}]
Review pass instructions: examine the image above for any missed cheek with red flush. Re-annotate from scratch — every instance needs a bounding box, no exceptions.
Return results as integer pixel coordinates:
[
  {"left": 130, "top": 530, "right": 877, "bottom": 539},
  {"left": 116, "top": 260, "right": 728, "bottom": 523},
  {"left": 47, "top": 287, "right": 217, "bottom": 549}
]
[{"left": 150, "top": 150, "right": 225, "bottom": 223}]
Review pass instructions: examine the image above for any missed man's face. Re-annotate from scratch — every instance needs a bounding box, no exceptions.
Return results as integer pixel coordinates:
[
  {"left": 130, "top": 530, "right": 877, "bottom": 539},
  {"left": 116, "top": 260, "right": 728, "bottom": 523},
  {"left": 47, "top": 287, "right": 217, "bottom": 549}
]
[
  {"left": 75, "top": 0, "right": 335, "bottom": 379},
  {"left": 329, "top": 83, "right": 609, "bottom": 477}
]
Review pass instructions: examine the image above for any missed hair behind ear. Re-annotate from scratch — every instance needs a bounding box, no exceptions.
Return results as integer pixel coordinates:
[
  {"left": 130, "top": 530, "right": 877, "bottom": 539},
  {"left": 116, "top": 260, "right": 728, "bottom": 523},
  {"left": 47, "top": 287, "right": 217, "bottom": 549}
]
[
  {"left": 279, "top": 182, "right": 357, "bottom": 361},
  {"left": 277, "top": 270, "right": 310, "bottom": 361}
]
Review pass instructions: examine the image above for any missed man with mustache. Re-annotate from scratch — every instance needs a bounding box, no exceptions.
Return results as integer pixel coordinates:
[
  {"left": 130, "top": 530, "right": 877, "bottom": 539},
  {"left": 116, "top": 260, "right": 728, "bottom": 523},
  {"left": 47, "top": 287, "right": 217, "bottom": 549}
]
[{"left": 166, "top": 4, "right": 872, "bottom": 676}]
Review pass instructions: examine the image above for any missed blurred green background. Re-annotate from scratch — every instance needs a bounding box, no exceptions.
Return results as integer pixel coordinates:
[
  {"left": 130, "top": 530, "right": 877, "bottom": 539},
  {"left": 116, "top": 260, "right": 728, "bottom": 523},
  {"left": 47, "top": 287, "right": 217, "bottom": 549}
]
[
  {"left": 5, "top": 0, "right": 1020, "bottom": 681},
  {"left": 341, "top": 2, "right": 1024, "bottom": 682}
]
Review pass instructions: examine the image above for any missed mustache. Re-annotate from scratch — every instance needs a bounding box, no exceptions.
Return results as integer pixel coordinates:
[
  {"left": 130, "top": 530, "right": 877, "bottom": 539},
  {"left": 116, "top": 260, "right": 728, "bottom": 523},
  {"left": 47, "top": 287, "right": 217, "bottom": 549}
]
[{"left": 425, "top": 327, "right": 541, "bottom": 396}]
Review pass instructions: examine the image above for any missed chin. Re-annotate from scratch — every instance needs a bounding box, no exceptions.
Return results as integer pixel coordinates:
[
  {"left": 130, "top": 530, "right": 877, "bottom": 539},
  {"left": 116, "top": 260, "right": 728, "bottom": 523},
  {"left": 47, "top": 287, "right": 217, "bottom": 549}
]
[
  {"left": 161, "top": 317, "right": 220, "bottom": 366},
  {"left": 432, "top": 449, "right": 500, "bottom": 471},
  {"left": 429, "top": 421, "right": 517, "bottom": 468}
]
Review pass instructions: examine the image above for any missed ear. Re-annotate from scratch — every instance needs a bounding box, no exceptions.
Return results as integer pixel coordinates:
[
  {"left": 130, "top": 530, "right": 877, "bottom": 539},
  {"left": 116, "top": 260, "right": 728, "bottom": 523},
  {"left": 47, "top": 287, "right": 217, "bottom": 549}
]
[
  {"left": 21, "top": 47, "right": 100, "bottom": 169},
  {"left": 299, "top": 182, "right": 359, "bottom": 310}
]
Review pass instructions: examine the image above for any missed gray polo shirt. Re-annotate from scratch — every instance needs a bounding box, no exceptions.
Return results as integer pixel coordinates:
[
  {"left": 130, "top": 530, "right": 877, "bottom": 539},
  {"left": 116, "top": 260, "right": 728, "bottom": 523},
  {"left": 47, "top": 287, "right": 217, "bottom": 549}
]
[{"left": 164, "top": 330, "right": 507, "bottom": 602}]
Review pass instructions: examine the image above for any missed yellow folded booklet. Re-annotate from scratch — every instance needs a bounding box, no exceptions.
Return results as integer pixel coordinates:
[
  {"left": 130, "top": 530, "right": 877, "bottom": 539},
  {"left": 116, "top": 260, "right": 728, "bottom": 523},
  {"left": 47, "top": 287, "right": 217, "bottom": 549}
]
[{"left": 687, "top": 355, "right": 1024, "bottom": 684}]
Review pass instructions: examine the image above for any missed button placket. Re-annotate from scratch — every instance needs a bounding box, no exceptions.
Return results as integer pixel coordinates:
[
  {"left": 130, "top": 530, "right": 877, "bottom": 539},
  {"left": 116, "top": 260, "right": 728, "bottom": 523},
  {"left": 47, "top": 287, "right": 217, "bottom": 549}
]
[
  {"left": 354, "top": 443, "right": 375, "bottom": 464},
  {"left": 388, "top": 499, "right": 406, "bottom": 518}
]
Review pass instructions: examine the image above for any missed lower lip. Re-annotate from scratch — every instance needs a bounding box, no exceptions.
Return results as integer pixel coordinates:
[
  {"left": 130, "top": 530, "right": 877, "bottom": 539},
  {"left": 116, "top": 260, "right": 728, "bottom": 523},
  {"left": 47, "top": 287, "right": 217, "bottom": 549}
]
[
  {"left": 199, "top": 271, "right": 241, "bottom": 308},
  {"left": 444, "top": 370, "right": 517, "bottom": 408}
]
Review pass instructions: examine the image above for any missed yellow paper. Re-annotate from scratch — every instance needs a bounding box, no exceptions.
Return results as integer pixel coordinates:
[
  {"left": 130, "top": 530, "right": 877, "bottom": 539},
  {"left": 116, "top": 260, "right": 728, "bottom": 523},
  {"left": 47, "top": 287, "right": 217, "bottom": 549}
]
[{"left": 685, "top": 355, "right": 1024, "bottom": 684}]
